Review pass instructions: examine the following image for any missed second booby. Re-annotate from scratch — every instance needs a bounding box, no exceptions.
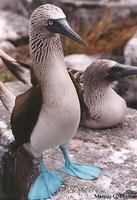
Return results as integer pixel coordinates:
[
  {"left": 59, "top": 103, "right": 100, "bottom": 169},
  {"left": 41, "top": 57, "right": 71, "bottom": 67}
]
[
  {"left": 0, "top": 4, "right": 102, "bottom": 200},
  {"left": 69, "top": 59, "right": 137, "bottom": 129}
]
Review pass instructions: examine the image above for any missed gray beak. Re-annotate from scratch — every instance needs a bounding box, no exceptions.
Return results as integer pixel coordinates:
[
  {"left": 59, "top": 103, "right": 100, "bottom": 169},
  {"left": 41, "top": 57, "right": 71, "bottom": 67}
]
[
  {"left": 107, "top": 63, "right": 137, "bottom": 81},
  {"left": 47, "top": 18, "right": 86, "bottom": 46}
]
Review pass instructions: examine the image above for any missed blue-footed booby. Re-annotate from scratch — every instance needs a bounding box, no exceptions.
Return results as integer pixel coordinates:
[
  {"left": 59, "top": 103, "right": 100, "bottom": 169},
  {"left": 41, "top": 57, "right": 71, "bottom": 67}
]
[
  {"left": 1, "top": 51, "right": 137, "bottom": 129},
  {"left": 70, "top": 59, "right": 137, "bottom": 129},
  {"left": 0, "top": 4, "right": 102, "bottom": 200}
]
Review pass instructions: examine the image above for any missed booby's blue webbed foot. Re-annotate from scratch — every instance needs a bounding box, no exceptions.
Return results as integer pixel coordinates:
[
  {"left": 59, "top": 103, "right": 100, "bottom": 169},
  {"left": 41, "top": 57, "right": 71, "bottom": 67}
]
[
  {"left": 28, "top": 156, "right": 64, "bottom": 200},
  {"left": 58, "top": 145, "right": 102, "bottom": 180}
]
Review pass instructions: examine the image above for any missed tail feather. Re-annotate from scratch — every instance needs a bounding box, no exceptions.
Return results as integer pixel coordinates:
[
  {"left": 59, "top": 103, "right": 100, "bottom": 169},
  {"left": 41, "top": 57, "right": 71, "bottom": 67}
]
[
  {"left": 0, "top": 81, "right": 15, "bottom": 114},
  {"left": 0, "top": 50, "right": 31, "bottom": 85}
]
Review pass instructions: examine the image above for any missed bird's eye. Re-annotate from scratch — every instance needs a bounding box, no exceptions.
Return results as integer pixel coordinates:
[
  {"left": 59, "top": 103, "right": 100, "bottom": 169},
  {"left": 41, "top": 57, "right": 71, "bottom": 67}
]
[{"left": 48, "top": 20, "right": 54, "bottom": 26}]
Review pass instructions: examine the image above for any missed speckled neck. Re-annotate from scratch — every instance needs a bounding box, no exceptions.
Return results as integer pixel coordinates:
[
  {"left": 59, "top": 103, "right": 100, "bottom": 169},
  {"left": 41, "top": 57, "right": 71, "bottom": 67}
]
[
  {"left": 83, "top": 76, "right": 109, "bottom": 109},
  {"left": 29, "top": 29, "right": 66, "bottom": 88},
  {"left": 29, "top": 29, "right": 63, "bottom": 64}
]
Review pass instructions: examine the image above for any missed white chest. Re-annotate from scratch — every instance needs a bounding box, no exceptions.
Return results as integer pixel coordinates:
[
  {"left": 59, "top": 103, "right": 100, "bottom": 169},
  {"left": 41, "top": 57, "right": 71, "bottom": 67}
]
[
  {"left": 83, "top": 89, "right": 127, "bottom": 129},
  {"left": 30, "top": 98, "right": 80, "bottom": 154},
  {"left": 30, "top": 64, "right": 80, "bottom": 154}
]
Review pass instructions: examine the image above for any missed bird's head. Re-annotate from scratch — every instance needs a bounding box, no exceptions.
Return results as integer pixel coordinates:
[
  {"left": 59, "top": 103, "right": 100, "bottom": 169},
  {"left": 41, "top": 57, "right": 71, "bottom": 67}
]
[
  {"left": 84, "top": 59, "right": 137, "bottom": 89},
  {"left": 30, "top": 4, "right": 86, "bottom": 46}
]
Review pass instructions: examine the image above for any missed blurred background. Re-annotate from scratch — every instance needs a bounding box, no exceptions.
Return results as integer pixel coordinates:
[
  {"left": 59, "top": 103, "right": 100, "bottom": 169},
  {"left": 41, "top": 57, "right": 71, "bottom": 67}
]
[
  {"left": 0, "top": 0, "right": 137, "bottom": 107},
  {"left": 0, "top": 2, "right": 137, "bottom": 199}
]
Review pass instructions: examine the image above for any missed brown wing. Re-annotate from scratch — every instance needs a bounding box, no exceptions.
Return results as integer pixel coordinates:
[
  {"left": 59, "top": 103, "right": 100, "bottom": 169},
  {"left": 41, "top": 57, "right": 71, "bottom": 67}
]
[
  {"left": 68, "top": 68, "right": 91, "bottom": 120},
  {"left": 11, "top": 86, "right": 42, "bottom": 146},
  {"left": 30, "top": 67, "right": 39, "bottom": 86}
]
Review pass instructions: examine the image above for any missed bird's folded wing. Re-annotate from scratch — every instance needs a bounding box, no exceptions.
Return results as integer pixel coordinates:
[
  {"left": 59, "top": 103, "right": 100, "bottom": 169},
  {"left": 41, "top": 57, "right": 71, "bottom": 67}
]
[
  {"left": 11, "top": 86, "right": 42, "bottom": 146},
  {"left": 68, "top": 68, "right": 90, "bottom": 120}
]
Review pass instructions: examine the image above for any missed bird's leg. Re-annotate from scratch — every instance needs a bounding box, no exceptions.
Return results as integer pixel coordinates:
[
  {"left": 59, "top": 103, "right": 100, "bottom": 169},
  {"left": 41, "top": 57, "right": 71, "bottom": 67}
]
[
  {"left": 58, "top": 144, "right": 102, "bottom": 180},
  {"left": 28, "top": 155, "right": 64, "bottom": 200}
]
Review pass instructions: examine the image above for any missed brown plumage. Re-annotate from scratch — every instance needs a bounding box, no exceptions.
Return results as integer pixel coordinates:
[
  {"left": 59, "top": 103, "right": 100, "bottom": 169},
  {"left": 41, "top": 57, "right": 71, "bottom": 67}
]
[
  {"left": 68, "top": 68, "right": 91, "bottom": 121},
  {"left": 0, "top": 52, "right": 42, "bottom": 146},
  {"left": 11, "top": 86, "right": 42, "bottom": 146}
]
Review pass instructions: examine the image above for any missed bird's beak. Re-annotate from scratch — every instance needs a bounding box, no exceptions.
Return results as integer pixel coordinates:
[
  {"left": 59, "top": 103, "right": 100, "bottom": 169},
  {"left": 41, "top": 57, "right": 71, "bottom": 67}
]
[
  {"left": 47, "top": 18, "right": 86, "bottom": 46},
  {"left": 106, "top": 63, "right": 137, "bottom": 81}
]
